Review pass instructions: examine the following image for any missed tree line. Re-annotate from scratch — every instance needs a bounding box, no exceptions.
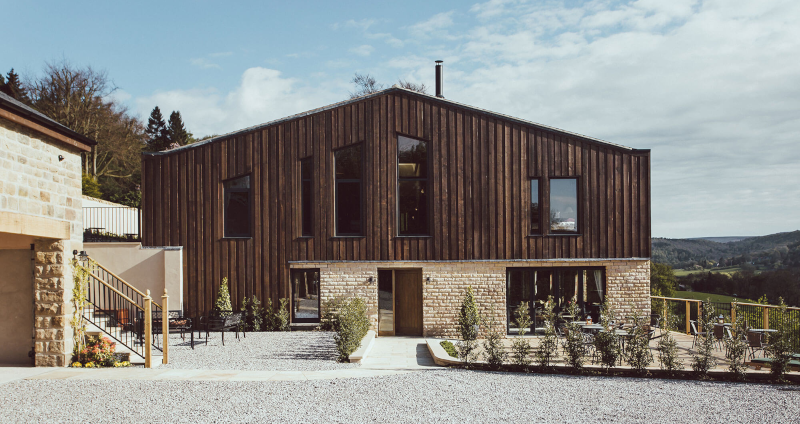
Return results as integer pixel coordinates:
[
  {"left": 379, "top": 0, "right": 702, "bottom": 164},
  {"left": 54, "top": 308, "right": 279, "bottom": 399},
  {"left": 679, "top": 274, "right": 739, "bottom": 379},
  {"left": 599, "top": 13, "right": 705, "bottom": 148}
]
[{"left": 1, "top": 62, "right": 195, "bottom": 207}]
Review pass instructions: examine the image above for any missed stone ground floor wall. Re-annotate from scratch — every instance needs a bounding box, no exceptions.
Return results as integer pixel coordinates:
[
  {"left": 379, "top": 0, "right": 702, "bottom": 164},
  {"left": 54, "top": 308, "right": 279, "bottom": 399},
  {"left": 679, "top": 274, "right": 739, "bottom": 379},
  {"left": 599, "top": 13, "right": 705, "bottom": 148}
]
[
  {"left": 290, "top": 259, "right": 650, "bottom": 338},
  {"left": 33, "top": 238, "right": 74, "bottom": 366}
]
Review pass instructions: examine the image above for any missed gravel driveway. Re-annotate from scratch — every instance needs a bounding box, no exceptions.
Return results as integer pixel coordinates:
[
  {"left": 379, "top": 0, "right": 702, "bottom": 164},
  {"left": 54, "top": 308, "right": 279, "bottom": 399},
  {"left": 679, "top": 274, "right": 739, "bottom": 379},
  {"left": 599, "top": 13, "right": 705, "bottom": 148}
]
[
  {"left": 157, "top": 331, "right": 357, "bottom": 371},
  {"left": 2, "top": 369, "right": 798, "bottom": 423}
]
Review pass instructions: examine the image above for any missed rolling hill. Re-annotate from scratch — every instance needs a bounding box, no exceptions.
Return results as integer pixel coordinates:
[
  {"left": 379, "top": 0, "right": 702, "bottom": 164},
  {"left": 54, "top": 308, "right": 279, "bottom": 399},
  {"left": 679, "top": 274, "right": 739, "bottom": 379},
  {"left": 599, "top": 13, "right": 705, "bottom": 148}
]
[{"left": 652, "top": 230, "right": 800, "bottom": 268}]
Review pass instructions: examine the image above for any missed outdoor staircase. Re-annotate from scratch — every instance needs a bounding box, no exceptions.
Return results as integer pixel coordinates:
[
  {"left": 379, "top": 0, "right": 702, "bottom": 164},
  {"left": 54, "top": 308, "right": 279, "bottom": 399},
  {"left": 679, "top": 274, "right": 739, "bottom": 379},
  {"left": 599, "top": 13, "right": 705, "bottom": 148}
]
[{"left": 77, "top": 257, "right": 166, "bottom": 367}]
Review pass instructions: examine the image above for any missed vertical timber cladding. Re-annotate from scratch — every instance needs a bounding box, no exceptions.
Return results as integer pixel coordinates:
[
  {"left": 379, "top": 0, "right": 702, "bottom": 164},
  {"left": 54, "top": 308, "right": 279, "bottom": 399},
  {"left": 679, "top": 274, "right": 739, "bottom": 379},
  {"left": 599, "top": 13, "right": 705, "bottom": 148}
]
[{"left": 142, "top": 89, "right": 651, "bottom": 317}]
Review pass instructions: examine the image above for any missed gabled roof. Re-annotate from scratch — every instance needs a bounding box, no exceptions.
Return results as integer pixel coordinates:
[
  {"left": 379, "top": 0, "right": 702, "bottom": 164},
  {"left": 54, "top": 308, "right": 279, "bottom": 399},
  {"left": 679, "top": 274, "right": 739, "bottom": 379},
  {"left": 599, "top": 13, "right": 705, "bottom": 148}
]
[
  {"left": 145, "top": 86, "right": 645, "bottom": 156},
  {"left": 0, "top": 91, "right": 97, "bottom": 150}
]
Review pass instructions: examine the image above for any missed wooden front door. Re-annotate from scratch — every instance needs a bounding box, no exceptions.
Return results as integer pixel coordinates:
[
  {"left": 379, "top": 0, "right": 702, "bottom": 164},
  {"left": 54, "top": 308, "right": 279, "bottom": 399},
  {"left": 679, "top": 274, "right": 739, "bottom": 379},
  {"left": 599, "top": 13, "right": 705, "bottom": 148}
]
[{"left": 394, "top": 269, "right": 423, "bottom": 336}]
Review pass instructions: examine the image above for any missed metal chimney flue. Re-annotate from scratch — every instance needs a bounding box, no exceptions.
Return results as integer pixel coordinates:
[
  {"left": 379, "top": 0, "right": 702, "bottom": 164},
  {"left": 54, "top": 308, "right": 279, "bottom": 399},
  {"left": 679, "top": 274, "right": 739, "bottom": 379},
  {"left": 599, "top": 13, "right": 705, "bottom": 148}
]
[{"left": 435, "top": 60, "right": 444, "bottom": 98}]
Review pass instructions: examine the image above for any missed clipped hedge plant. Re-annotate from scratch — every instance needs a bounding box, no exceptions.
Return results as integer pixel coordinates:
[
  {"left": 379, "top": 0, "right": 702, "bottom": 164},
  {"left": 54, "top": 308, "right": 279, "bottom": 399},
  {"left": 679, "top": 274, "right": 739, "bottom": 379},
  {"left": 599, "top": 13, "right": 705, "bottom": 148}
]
[{"left": 333, "top": 297, "right": 370, "bottom": 361}]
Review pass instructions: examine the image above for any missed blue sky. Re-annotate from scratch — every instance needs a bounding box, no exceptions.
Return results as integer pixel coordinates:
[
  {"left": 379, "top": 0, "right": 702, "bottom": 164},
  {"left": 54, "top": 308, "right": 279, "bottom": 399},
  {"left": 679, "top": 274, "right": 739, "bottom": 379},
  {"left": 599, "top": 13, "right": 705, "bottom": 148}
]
[{"left": 4, "top": 0, "right": 800, "bottom": 239}]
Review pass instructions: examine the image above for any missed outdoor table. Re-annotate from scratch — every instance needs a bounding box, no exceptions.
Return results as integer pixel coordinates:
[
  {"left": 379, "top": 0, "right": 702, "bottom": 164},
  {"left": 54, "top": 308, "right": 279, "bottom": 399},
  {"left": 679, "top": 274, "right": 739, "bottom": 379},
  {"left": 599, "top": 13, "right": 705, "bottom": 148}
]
[
  {"left": 749, "top": 329, "right": 778, "bottom": 334},
  {"left": 581, "top": 324, "right": 604, "bottom": 333}
]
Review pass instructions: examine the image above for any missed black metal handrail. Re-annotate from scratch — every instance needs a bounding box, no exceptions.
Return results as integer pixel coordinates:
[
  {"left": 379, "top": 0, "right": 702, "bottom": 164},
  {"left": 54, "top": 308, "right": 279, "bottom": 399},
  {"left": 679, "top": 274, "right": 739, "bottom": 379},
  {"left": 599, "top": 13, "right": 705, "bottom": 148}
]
[{"left": 80, "top": 258, "right": 163, "bottom": 359}]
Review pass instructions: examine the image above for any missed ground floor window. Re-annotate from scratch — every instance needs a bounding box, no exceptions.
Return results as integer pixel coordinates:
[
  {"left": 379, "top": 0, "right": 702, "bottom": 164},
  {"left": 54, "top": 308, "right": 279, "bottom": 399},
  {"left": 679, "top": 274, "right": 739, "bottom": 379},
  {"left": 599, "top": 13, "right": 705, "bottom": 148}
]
[
  {"left": 506, "top": 267, "right": 605, "bottom": 335},
  {"left": 291, "top": 269, "right": 320, "bottom": 323}
]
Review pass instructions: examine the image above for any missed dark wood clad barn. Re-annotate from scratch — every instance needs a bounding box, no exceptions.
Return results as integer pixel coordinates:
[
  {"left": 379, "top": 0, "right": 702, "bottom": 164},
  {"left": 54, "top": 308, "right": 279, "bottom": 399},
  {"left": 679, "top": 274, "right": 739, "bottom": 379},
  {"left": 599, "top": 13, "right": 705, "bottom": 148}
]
[{"left": 142, "top": 86, "right": 650, "bottom": 333}]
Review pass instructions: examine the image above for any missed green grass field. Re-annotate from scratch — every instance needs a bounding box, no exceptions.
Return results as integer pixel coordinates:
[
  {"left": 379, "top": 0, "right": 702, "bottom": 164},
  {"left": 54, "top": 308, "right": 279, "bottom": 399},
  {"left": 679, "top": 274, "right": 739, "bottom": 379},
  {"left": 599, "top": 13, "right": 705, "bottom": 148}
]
[
  {"left": 673, "top": 266, "right": 761, "bottom": 278},
  {"left": 673, "top": 290, "right": 755, "bottom": 303}
]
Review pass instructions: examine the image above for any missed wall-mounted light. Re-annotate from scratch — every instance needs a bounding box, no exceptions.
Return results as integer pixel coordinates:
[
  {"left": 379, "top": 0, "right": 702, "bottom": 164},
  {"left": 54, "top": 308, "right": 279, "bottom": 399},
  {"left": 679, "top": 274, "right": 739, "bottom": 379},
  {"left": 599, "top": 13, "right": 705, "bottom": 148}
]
[
  {"left": 426, "top": 277, "right": 431, "bottom": 283},
  {"left": 368, "top": 276, "right": 374, "bottom": 284},
  {"left": 58, "top": 155, "right": 65, "bottom": 162}
]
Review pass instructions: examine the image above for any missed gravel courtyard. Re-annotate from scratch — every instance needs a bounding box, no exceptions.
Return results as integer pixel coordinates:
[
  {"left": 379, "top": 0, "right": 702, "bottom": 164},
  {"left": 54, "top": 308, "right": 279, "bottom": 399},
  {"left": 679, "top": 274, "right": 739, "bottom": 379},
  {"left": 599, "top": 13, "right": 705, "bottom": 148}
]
[
  {"left": 2, "top": 369, "right": 798, "bottom": 423},
  {"left": 157, "top": 331, "right": 357, "bottom": 371}
]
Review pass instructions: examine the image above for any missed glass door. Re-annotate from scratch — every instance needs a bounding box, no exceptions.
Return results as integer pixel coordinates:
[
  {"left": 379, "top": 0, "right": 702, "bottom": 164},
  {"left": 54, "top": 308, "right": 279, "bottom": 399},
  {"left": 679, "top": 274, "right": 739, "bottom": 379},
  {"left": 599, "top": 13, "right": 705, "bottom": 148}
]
[{"left": 377, "top": 270, "right": 394, "bottom": 335}]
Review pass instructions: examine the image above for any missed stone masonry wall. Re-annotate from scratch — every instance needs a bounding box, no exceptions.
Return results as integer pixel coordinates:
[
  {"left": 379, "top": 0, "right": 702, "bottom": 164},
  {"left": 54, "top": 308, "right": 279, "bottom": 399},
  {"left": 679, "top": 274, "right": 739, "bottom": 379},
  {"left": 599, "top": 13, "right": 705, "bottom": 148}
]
[
  {"left": 33, "top": 238, "right": 74, "bottom": 367},
  {"left": 0, "top": 116, "right": 84, "bottom": 244},
  {"left": 292, "top": 259, "right": 650, "bottom": 338}
]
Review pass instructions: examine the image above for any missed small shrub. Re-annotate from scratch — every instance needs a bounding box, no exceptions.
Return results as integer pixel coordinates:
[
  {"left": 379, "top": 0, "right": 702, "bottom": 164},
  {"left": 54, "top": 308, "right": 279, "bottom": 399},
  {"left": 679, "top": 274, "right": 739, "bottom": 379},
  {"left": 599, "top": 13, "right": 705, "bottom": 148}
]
[
  {"left": 534, "top": 296, "right": 559, "bottom": 368},
  {"left": 656, "top": 316, "right": 684, "bottom": 375},
  {"left": 560, "top": 297, "right": 585, "bottom": 371},
  {"left": 691, "top": 300, "right": 718, "bottom": 376},
  {"left": 240, "top": 295, "right": 264, "bottom": 331},
  {"left": 482, "top": 304, "right": 507, "bottom": 369},
  {"left": 440, "top": 340, "right": 458, "bottom": 358},
  {"left": 764, "top": 298, "right": 794, "bottom": 380},
  {"left": 214, "top": 277, "right": 232, "bottom": 316},
  {"left": 725, "top": 303, "right": 749, "bottom": 380},
  {"left": 625, "top": 309, "right": 653, "bottom": 375},
  {"left": 333, "top": 297, "right": 370, "bottom": 361},
  {"left": 276, "top": 298, "right": 290, "bottom": 331},
  {"left": 595, "top": 299, "right": 621, "bottom": 371},
  {"left": 510, "top": 301, "right": 532, "bottom": 367},
  {"left": 319, "top": 297, "right": 345, "bottom": 331},
  {"left": 456, "top": 286, "right": 481, "bottom": 366}
]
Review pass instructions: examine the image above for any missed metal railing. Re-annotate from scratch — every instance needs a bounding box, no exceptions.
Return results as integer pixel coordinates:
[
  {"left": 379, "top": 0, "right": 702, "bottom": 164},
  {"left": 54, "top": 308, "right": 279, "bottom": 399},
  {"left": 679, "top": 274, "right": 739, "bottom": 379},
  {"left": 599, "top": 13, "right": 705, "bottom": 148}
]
[
  {"left": 79, "top": 257, "right": 169, "bottom": 367},
  {"left": 83, "top": 206, "right": 141, "bottom": 242},
  {"left": 652, "top": 296, "right": 800, "bottom": 352}
]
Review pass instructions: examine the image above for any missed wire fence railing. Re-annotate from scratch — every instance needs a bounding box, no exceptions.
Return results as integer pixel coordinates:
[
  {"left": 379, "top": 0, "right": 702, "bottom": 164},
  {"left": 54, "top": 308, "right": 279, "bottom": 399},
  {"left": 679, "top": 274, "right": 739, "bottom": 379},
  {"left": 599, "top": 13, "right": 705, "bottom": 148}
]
[{"left": 652, "top": 296, "right": 800, "bottom": 353}]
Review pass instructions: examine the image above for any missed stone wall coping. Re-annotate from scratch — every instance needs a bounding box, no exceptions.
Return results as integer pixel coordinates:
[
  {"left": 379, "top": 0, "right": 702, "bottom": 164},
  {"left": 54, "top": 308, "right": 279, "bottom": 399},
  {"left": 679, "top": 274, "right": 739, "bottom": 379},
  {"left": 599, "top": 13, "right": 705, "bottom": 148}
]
[
  {"left": 0, "top": 210, "right": 70, "bottom": 239},
  {"left": 289, "top": 258, "right": 650, "bottom": 265}
]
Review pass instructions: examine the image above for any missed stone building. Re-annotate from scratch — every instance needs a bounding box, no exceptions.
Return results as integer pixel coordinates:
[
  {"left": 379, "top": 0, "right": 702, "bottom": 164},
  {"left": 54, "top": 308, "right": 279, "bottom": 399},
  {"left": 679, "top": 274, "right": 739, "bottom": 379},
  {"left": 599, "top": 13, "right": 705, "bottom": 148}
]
[
  {"left": 0, "top": 91, "right": 95, "bottom": 366},
  {"left": 142, "top": 67, "right": 651, "bottom": 338}
]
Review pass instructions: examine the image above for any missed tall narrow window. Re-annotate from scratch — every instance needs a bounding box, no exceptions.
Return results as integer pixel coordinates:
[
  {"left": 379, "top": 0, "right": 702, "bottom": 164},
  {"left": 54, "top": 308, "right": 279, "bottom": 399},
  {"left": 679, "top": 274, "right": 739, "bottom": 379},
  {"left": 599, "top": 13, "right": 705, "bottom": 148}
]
[
  {"left": 550, "top": 178, "right": 578, "bottom": 233},
  {"left": 530, "top": 178, "right": 540, "bottom": 234},
  {"left": 223, "top": 175, "right": 251, "bottom": 238},
  {"left": 291, "top": 268, "right": 320, "bottom": 323},
  {"left": 300, "top": 158, "right": 313, "bottom": 236},
  {"left": 335, "top": 144, "right": 362, "bottom": 235},
  {"left": 397, "top": 135, "right": 429, "bottom": 236}
]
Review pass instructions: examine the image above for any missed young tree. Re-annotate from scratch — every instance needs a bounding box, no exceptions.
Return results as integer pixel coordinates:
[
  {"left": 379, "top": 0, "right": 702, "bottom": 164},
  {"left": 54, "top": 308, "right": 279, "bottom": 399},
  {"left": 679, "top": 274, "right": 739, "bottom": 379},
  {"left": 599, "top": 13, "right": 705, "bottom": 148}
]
[
  {"left": 650, "top": 262, "right": 676, "bottom": 296},
  {"left": 1, "top": 68, "right": 29, "bottom": 102},
  {"left": 456, "top": 286, "right": 481, "bottom": 366},
  {"left": 144, "top": 106, "right": 169, "bottom": 152},
  {"left": 166, "top": 110, "right": 191, "bottom": 147}
]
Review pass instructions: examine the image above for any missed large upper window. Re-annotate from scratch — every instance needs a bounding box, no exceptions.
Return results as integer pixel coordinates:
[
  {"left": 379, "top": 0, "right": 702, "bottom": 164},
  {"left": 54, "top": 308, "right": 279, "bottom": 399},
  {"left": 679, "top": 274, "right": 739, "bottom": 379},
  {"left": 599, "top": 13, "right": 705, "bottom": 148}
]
[
  {"left": 397, "top": 135, "right": 429, "bottom": 236},
  {"left": 223, "top": 175, "right": 251, "bottom": 238},
  {"left": 549, "top": 178, "right": 578, "bottom": 233},
  {"left": 291, "top": 268, "right": 320, "bottom": 323},
  {"left": 300, "top": 158, "right": 313, "bottom": 236},
  {"left": 335, "top": 144, "right": 362, "bottom": 235},
  {"left": 530, "top": 179, "right": 540, "bottom": 234}
]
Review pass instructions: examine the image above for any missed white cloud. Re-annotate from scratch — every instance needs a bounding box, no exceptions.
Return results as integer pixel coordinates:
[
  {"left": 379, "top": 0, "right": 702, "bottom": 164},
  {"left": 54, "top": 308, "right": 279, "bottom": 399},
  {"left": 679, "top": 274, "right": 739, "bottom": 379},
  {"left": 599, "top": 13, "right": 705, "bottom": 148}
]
[
  {"left": 406, "top": 11, "right": 456, "bottom": 39},
  {"left": 190, "top": 58, "right": 221, "bottom": 69},
  {"left": 349, "top": 44, "right": 375, "bottom": 57},
  {"left": 136, "top": 67, "right": 339, "bottom": 138},
  {"left": 444, "top": 0, "right": 800, "bottom": 237}
]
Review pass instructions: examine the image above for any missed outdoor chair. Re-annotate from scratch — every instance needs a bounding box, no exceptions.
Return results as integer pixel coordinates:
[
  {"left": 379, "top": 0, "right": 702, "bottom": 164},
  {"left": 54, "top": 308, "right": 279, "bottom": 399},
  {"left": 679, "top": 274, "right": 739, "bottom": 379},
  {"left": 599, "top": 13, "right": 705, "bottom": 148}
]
[
  {"left": 198, "top": 311, "right": 245, "bottom": 346},
  {"left": 712, "top": 324, "right": 727, "bottom": 352},
  {"left": 746, "top": 331, "right": 766, "bottom": 361},
  {"left": 650, "top": 314, "right": 661, "bottom": 328},
  {"left": 582, "top": 332, "right": 598, "bottom": 364},
  {"left": 690, "top": 320, "right": 707, "bottom": 349}
]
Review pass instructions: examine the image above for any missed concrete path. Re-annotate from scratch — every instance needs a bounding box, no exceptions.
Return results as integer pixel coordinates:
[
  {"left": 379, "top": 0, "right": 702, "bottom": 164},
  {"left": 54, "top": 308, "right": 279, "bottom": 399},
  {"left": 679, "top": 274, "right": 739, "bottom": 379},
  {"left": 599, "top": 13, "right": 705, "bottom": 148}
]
[{"left": 0, "top": 337, "right": 440, "bottom": 384}]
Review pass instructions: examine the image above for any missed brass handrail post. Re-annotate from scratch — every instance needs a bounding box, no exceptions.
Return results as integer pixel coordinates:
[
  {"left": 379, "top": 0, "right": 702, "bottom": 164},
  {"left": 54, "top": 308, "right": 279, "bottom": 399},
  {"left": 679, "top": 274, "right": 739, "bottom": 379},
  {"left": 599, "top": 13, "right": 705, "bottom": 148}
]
[
  {"left": 162, "top": 288, "right": 169, "bottom": 364},
  {"left": 731, "top": 302, "right": 736, "bottom": 323},
  {"left": 144, "top": 290, "right": 152, "bottom": 368},
  {"left": 763, "top": 306, "right": 769, "bottom": 330}
]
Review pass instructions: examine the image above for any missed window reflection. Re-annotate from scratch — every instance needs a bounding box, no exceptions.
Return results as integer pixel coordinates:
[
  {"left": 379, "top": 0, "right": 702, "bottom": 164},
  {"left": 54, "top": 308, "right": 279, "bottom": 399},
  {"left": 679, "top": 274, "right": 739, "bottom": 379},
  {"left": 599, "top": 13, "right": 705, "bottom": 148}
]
[
  {"left": 398, "top": 136, "right": 429, "bottom": 235},
  {"left": 335, "top": 145, "right": 362, "bottom": 235},
  {"left": 550, "top": 178, "right": 578, "bottom": 233},
  {"left": 291, "top": 269, "right": 320, "bottom": 322},
  {"left": 224, "top": 175, "right": 250, "bottom": 238}
]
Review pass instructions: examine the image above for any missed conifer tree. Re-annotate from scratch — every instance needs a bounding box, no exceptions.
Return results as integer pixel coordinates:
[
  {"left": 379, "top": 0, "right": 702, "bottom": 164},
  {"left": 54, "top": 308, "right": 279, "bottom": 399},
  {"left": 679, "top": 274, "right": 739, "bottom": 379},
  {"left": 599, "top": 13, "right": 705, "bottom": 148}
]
[
  {"left": 1, "top": 68, "right": 29, "bottom": 102},
  {"left": 144, "top": 106, "right": 169, "bottom": 152},
  {"left": 167, "top": 110, "right": 191, "bottom": 147}
]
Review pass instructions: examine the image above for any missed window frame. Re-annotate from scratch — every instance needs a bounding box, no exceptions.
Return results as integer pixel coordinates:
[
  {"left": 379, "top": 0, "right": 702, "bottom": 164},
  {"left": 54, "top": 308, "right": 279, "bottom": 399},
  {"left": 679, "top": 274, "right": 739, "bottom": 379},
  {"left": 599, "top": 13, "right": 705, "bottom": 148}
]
[
  {"left": 396, "top": 134, "right": 431, "bottom": 237},
  {"left": 333, "top": 143, "right": 364, "bottom": 237},
  {"left": 290, "top": 268, "right": 321, "bottom": 323},
  {"left": 547, "top": 177, "right": 580, "bottom": 235},
  {"left": 222, "top": 174, "right": 252, "bottom": 239},
  {"left": 505, "top": 266, "right": 605, "bottom": 335},
  {"left": 529, "top": 178, "right": 541, "bottom": 235},
  {"left": 300, "top": 157, "right": 313, "bottom": 237}
]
